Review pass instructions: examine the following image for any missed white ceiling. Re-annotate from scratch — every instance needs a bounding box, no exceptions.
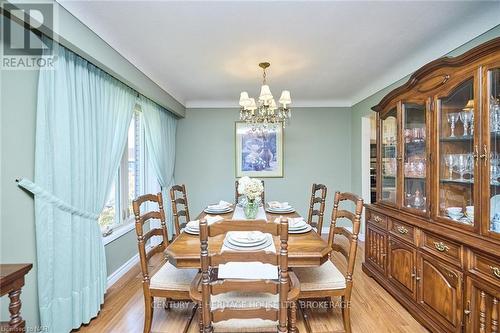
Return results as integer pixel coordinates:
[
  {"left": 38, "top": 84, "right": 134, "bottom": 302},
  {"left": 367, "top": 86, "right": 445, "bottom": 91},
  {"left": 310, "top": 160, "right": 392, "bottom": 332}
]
[{"left": 58, "top": 1, "right": 500, "bottom": 108}]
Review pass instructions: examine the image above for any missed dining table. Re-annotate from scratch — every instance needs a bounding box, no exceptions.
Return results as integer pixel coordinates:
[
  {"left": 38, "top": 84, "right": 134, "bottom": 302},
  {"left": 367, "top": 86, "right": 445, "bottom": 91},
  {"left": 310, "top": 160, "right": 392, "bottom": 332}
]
[{"left": 165, "top": 204, "right": 332, "bottom": 269}]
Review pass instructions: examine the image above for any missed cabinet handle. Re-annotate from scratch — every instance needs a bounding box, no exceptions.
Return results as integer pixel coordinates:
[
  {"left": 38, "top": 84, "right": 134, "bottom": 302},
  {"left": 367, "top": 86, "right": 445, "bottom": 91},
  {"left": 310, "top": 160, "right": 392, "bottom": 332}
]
[
  {"left": 434, "top": 241, "right": 449, "bottom": 252},
  {"left": 473, "top": 145, "right": 479, "bottom": 166},
  {"left": 480, "top": 144, "right": 488, "bottom": 166},
  {"left": 411, "top": 267, "right": 416, "bottom": 279},
  {"left": 397, "top": 226, "right": 409, "bottom": 234},
  {"left": 396, "top": 156, "right": 403, "bottom": 161},
  {"left": 490, "top": 266, "right": 500, "bottom": 279},
  {"left": 464, "top": 301, "right": 471, "bottom": 324}
]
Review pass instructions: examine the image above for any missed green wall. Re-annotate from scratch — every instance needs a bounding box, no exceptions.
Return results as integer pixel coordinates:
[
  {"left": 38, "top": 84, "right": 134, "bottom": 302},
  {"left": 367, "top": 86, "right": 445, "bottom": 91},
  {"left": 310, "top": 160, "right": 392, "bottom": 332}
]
[
  {"left": 175, "top": 107, "right": 352, "bottom": 222},
  {"left": 350, "top": 25, "right": 500, "bottom": 205}
]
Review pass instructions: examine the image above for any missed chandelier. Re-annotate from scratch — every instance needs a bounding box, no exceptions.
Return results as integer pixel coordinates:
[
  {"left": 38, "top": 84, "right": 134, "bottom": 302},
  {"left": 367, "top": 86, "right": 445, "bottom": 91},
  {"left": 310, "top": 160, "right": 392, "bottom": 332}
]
[{"left": 238, "top": 62, "right": 292, "bottom": 130}]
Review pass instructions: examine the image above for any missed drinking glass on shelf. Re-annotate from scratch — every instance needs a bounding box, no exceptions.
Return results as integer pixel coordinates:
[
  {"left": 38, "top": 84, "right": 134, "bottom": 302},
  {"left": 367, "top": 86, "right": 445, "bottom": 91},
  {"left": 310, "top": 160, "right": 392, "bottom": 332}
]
[
  {"left": 470, "top": 112, "right": 474, "bottom": 135},
  {"left": 447, "top": 113, "right": 458, "bottom": 137},
  {"left": 444, "top": 154, "right": 455, "bottom": 180},
  {"left": 456, "top": 154, "right": 467, "bottom": 181},
  {"left": 465, "top": 154, "right": 474, "bottom": 181},
  {"left": 459, "top": 111, "right": 472, "bottom": 137},
  {"left": 416, "top": 159, "right": 425, "bottom": 177},
  {"left": 404, "top": 129, "right": 412, "bottom": 143}
]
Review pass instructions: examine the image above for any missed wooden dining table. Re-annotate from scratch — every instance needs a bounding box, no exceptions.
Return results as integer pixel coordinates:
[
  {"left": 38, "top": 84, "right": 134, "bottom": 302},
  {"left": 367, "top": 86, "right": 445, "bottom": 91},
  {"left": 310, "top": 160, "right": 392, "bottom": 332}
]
[{"left": 165, "top": 206, "right": 332, "bottom": 268}]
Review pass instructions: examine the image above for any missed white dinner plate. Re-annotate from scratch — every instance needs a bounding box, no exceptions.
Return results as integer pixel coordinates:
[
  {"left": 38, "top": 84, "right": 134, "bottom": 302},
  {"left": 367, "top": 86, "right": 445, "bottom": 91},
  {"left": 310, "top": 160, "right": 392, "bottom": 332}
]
[
  {"left": 204, "top": 207, "right": 233, "bottom": 214},
  {"left": 227, "top": 231, "right": 267, "bottom": 244},
  {"left": 223, "top": 237, "right": 273, "bottom": 251},
  {"left": 266, "top": 207, "right": 295, "bottom": 214},
  {"left": 288, "top": 225, "right": 313, "bottom": 234},
  {"left": 226, "top": 235, "right": 269, "bottom": 247},
  {"left": 184, "top": 228, "right": 199, "bottom": 235}
]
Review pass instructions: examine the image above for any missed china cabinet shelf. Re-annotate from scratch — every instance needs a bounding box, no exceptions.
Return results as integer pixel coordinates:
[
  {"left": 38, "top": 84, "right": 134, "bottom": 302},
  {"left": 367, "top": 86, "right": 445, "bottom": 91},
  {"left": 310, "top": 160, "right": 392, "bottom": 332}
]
[
  {"left": 364, "top": 38, "right": 500, "bottom": 333},
  {"left": 439, "top": 178, "right": 474, "bottom": 185},
  {"left": 439, "top": 135, "right": 474, "bottom": 142}
]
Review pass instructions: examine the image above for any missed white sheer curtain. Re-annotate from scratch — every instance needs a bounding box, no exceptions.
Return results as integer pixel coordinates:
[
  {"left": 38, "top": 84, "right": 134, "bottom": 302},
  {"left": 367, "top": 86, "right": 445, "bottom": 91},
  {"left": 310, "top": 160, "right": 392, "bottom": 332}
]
[
  {"left": 140, "top": 96, "right": 178, "bottom": 238},
  {"left": 18, "top": 37, "right": 136, "bottom": 332}
]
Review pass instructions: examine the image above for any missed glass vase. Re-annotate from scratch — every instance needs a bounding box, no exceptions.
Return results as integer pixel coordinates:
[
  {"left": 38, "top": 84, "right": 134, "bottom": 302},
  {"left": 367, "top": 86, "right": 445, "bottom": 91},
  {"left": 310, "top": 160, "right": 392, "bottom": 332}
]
[{"left": 244, "top": 200, "right": 258, "bottom": 219}]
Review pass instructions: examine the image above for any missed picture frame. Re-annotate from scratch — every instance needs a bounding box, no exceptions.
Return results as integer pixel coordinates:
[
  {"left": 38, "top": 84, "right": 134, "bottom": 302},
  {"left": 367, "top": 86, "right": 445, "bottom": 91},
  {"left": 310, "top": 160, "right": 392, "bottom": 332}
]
[{"left": 235, "top": 122, "right": 284, "bottom": 178}]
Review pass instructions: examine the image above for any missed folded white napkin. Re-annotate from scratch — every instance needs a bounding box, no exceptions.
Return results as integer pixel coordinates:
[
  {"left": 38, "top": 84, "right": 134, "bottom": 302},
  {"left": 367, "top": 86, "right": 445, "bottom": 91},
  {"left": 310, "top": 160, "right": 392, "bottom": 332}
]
[
  {"left": 227, "top": 231, "right": 265, "bottom": 243},
  {"left": 267, "top": 201, "right": 290, "bottom": 209},
  {"left": 218, "top": 262, "right": 278, "bottom": 280},
  {"left": 274, "top": 217, "right": 306, "bottom": 228},
  {"left": 207, "top": 200, "right": 232, "bottom": 210},
  {"left": 186, "top": 215, "right": 224, "bottom": 230}
]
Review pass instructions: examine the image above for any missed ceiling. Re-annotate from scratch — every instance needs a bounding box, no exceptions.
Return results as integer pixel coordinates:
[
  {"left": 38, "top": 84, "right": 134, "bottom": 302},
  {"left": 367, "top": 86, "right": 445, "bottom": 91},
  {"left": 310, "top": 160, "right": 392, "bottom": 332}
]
[{"left": 58, "top": 1, "right": 500, "bottom": 108}]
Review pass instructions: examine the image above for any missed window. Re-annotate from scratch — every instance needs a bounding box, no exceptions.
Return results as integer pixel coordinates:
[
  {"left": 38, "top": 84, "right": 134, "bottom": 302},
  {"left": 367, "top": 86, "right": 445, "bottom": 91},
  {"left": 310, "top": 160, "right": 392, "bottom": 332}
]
[{"left": 99, "top": 111, "right": 156, "bottom": 234}]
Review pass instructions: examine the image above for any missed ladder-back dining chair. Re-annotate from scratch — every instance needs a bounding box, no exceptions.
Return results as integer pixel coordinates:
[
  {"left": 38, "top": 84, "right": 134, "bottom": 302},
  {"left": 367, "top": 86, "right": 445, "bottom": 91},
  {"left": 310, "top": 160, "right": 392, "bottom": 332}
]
[
  {"left": 234, "top": 179, "right": 265, "bottom": 204},
  {"left": 133, "top": 192, "right": 198, "bottom": 333},
  {"left": 294, "top": 191, "right": 363, "bottom": 333},
  {"left": 190, "top": 219, "right": 300, "bottom": 333},
  {"left": 170, "top": 184, "right": 191, "bottom": 239},
  {"left": 306, "top": 183, "right": 327, "bottom": 235}
]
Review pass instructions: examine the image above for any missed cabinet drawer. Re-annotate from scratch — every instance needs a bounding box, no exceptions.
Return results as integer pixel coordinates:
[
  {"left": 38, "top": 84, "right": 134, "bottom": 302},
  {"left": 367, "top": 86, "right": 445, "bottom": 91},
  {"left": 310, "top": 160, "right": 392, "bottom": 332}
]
[
  {"left": 367, "top": 210, "right": 388, "bottom": 230},
  {"left": 468, "top": 250, "right": 500, "bottom": 286},
  {"left": 420, "top": 232, "right": 463, "bottom": 267},
  {"left": 389, "top": 219, "right": 416, "bottom": 245}
]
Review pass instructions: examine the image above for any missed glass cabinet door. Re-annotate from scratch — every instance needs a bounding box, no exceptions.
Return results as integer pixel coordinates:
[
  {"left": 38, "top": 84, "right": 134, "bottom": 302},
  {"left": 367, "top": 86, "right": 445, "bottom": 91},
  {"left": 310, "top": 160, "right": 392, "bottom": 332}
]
[
  {"left": 437, "top": 78, "right": 476, "bottom": 228},
  {"left": 402, "top": 102, "right": 427, "bottom": 213},
  {"left": 380, "top": 108, "right": 398, "bottom": 205},
  {"left": 486, "top": 67, "right": 500, "bottom": 237}
]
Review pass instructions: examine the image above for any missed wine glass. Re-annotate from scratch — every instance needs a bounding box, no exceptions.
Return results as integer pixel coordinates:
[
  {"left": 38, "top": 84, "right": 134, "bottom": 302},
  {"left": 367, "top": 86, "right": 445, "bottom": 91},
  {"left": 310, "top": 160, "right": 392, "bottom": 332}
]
[
  {"left": 459, "top": 111, "right": 472, "bottom": 137},
  {"left": 456, "top": 154, "right": 467, "bottom": 181},
  {"left": 447, "top": 113, "right": 458, "bottom": 137},
  {"left": 444, "top": 154, "right": 455, "bottom": 180}
]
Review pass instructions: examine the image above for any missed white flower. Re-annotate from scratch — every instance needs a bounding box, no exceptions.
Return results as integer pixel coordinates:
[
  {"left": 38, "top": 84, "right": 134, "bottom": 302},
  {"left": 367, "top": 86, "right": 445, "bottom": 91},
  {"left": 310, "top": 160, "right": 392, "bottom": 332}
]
[{"left": 237, "top": 177, "right": 263, "bottom": 201}]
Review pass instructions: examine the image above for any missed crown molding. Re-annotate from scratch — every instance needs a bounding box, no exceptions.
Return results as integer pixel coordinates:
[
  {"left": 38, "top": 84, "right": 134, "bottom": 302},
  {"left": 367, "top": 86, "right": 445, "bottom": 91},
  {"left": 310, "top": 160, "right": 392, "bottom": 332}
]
[{"left": 185, "top": 99, "right": 352, "bottom": 109}]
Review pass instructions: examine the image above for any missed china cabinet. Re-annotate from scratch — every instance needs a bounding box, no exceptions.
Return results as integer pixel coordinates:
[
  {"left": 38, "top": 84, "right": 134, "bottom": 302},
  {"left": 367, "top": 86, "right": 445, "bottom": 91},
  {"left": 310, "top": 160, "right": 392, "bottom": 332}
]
[{"left": 363, "top": 38, "right": 500, "bottom": 333}]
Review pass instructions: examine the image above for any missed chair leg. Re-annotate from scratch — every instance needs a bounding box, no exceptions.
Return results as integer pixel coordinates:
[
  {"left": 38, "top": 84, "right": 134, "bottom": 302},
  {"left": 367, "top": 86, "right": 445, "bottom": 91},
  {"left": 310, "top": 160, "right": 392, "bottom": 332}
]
[
  {"left": 197, "top": 304, "right": 203, "bottom": 333},
  {"left": 289, "top": 301, "right": 298, "bottom": 333},
  {"left": 164, "top": 297, "right": 171, "bottom": 310},
  {"left": 143, "top": 295, "right": 153, "bottom": 333},
  {"left": 341, "top": 296, "right": 352, "bottom": 333}
]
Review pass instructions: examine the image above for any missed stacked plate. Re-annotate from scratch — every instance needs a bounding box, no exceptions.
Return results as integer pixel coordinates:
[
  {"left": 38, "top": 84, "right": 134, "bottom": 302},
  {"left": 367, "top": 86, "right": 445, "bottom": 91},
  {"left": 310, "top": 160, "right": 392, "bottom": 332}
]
[
  {"left": 288, "top": 218, "right": 312, "bottom": 234},
  {"left": 223, "top": 231, "right": 273, "bottom": 251},
  {"left": 184, "top": 220, "right": 200, "bottom": 235},
  {"left": 266, "top": 202, "right": 295, "bottom": 214},
  {"left": 204, "top": 201, "right": 233, "bottom": 214}
]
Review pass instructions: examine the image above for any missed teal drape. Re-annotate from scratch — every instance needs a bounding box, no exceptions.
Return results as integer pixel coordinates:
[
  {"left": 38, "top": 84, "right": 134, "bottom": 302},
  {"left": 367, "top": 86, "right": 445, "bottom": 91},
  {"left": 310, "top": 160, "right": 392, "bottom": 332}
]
[
  {"left": 140, "top": 96, "right": 178, "bottom": 238},
  {"left": 19, "top": 37, "right": 136, "bottom": 332}
]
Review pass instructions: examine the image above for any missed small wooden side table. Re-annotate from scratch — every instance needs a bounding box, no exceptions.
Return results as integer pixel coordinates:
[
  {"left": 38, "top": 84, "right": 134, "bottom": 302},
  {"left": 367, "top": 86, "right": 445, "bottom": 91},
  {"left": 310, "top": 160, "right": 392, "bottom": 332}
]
[{"left": 0, "top": 264, "right": 33, "bottom": 332}]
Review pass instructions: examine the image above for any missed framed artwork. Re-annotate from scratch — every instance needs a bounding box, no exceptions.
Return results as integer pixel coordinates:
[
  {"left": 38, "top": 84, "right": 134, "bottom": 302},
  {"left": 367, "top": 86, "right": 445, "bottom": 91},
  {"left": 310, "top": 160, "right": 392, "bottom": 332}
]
[{"left": 235, "top": 122, "right": 284, "bottom": 178}]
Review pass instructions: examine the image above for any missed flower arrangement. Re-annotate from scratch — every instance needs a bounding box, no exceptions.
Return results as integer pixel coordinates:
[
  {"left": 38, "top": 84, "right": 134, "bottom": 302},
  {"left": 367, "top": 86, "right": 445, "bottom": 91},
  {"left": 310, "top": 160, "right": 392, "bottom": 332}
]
[
  {"left": 237, "top": 176, "right": 264, "bottom": 219},
  {"left": 237, "top": 176, "right": 264, "bottom": 202}
]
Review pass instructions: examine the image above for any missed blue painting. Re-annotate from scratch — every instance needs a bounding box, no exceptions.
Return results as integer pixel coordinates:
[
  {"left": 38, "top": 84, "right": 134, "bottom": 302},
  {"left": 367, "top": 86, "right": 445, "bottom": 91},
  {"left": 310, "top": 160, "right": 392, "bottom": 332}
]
[{"left": 235, "top": 123, "right": 283, "bottom": 177}]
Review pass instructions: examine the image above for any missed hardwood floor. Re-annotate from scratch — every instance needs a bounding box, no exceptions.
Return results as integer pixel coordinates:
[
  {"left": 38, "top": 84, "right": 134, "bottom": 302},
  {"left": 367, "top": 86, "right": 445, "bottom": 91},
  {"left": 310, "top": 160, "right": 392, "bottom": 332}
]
[{"left": 74, "top": 241, "right": 428, "bottom": 333}]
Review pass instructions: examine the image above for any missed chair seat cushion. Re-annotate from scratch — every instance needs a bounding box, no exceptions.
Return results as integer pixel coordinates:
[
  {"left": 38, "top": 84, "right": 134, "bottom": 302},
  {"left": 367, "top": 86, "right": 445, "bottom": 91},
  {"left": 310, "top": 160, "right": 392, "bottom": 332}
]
[
  {"left": 211, "top": 291, "right": 279, "bottom": 310},
  {"left": 213, "top": 318, "right": 277, "bottom": 332},
  {"left": 150, "top": 261, "right": 197, "bottom": 291},
  {"left": 294, "top": 260, "right": 346, "bottom": 291},
  {"left": 211, "top": 292, "right": 279, "bottom": 332}
]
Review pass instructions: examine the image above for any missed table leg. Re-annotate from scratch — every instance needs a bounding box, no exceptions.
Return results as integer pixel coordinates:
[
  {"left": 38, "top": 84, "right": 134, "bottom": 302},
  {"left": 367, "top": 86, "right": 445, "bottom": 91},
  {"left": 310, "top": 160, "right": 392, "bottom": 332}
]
[{"left": 8, "top": 288, "right": 25, "bottom": 330}]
